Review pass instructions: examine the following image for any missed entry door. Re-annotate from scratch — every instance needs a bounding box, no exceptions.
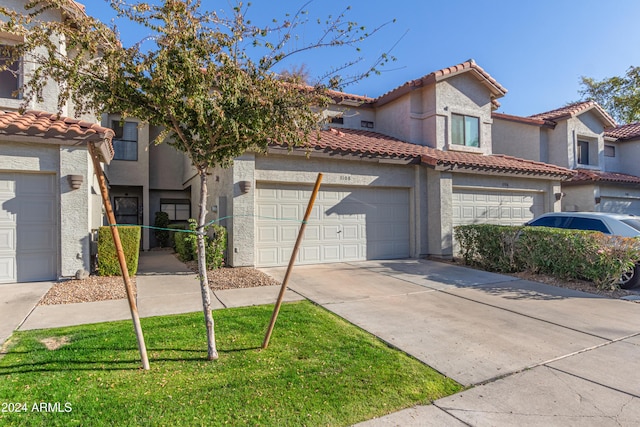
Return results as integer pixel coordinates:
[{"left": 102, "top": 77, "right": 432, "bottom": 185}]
[{"left": 114, "top": 197, "right": 139, "bottom": 224}]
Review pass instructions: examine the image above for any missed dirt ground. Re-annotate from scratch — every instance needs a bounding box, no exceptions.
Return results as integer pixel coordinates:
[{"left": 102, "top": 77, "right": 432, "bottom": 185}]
[{"left": 40, "top": 257, "right": 636, "bottom": 305}]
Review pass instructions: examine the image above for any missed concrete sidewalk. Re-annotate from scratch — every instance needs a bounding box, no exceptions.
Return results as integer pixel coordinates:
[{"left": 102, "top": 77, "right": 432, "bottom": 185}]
[
  {"left": 261, "top": 260, "right": 640, "bottom": 426},
  {"left": 16, "top": 251, "right": 303, "bottom": 331}
]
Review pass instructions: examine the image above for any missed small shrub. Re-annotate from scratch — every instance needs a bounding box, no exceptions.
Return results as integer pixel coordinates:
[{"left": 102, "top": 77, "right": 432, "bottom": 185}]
[
  {"left": 97, "top": 226, "right": 141, "bottom": 276},
  {"left": 454, "top": 224, "right": 521, "bottom": 272},
  {"left": 175, "top": 219, "right": 227, "bottom": 269},
  {"left": 167, "top": 223, "right": 186, "bottom": 249},
  {"left": 154, "top": 211, "right": 170, "bottom": 247}
]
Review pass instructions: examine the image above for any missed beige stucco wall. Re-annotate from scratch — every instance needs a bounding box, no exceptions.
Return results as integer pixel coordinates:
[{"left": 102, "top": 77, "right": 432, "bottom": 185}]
[
  {"left": 608, "top": 139, "right": 640, "bottom": 176},
  {"left": 492, "top": 118, "right": 544, "bottom": 162},
  {"left": 562, "top": 184, "right": 596, "bottom": 212}
]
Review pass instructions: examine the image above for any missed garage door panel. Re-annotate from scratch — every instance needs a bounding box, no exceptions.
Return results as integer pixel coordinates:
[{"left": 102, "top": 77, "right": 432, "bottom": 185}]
[
  {"left": 0, "top": 172, "right": 57, "bottom": 283},
  {"left": 20, "top": 227, "right": 56, "bottom": 251},
  {"left": 256, "top": 183, "right": 410, "bottom": 266},
  {"left": 280, "top": 225, "right": 299, "bottom": 242},
  {"left": 0, "top": 257, "right": 15, "bottom": 281},
  {"left": 0, "top": 228, "right": 15, "bottom": 251},
  {"left": 600, "top": 197, "right": 640, "bottom": 215}
]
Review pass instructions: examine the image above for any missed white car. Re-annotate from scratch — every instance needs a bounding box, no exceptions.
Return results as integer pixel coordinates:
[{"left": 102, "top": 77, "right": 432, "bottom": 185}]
[{"left": 526, "top": 212, "right": 640, "bottom": 289}]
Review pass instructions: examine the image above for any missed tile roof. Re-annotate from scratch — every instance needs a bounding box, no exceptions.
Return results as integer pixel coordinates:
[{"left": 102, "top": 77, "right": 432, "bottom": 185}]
[
  {"left": 567, "top": 169, "right": 640, "bottom": 185},
  {"left": 529, "top": 101, "right": 616, "bottom": 127},
  {"left": 297, "top": 127, "right": 573, "bottom": 178},
  {"left": 492, "top": 112, "right": 555, "bottom": 127},
  {"left": 374, "top": 59, "right": 507, "bottom": 107},
  {"left": 604, "top": 122, "right": 640, "bottom": 141},
  {"left": 0, "top": 110, "right": 114, "bottom": 161}
]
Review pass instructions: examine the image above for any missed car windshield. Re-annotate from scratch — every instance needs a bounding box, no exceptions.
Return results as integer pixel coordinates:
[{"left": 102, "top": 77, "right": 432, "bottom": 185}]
[{"left": 621, "top": 219, "right": 640, "bottom": 233}]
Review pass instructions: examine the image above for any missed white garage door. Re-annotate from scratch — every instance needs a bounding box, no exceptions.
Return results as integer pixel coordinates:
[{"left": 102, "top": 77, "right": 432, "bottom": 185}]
[
  {"left": 600, "top": 197, "right": 640, "bottom": 216},
  {"left": 0, "top": 173, "right": 57, "bottom": 283},
  {"left": 255, "top": 183, "right": 410, "bottom": 267},
  {"left": 453, "top": 188, "right": 544, "bottom": 227}
]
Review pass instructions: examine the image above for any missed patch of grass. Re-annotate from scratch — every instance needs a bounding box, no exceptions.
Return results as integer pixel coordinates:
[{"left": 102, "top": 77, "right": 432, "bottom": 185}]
[{"left": 0, "top": 301, "right": 461, "bottom": 426}]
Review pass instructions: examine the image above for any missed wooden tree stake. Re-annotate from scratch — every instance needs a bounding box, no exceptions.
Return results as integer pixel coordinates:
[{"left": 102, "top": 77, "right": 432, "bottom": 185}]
[
  {"left": 89, "top": 143, "right": 150, "bottom": 370},
  {"left": 262, "top": 172, "right": 323, "bottom": 349}
]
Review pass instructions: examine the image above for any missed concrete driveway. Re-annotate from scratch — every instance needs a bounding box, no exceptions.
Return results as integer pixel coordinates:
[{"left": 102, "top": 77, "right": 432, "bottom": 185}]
[{"left": 261, "top": 259, "right": 640, "bottom": 426}]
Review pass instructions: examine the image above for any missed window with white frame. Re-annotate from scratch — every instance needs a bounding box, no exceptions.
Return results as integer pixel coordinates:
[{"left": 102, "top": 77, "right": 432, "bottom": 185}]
[
  {"left": 0, "top": 44, "right": 20, "bottom": 99},
  {"left": 112, "top": 121, "right": 138, "bottom": 161},
  {"left": 160, "top": 199, "right": 190, "bottom": 221},
  {"left": 452, "top": 114, "right": 479, "bottom": 147}
]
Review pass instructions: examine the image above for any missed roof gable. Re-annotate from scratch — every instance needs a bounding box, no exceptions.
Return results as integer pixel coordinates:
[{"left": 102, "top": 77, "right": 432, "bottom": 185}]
[
  {"left": 374, "top": 59, "right": 507, "bottom": 107},
  {"left": 529, "top": 101, "right": 616, "bottom": 128}
]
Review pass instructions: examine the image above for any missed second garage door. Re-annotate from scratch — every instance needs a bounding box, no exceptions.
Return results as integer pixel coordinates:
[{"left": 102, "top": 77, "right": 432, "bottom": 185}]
[
  {"left": 255, "top": 183, "right": 410, "bottom": 267},
  {"left": 452, "top": 188, "right": 544, "bottom": 227}
]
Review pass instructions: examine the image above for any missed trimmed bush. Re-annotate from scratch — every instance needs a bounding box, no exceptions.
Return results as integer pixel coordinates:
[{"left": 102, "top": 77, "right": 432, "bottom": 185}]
[
  {"left": 153, "top": 211, "right": 170, "bottom": 247},
  {"left": 174, "top": 219, "right": 227, "bottom": 269},
  {"left": 167, "top": 223, "right": 186, "bottom": 249},
  {"left": 97, "top": 226, "right": 141, "bottom": 276},
  {"left": 454, "top": 224, "right": 640, "bottom": 290}
]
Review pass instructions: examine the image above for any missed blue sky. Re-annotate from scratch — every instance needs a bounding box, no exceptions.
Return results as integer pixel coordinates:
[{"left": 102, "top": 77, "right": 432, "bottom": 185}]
[{"left": 83, "top": 0, "right": 640, "bottom": 118}]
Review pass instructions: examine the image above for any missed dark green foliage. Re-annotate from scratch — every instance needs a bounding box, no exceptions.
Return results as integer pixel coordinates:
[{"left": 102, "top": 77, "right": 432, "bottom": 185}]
[
  {"left": 175, "top": 219, "right": 227, "bottom": 269},
  {"left": 167, "top": 223, "right": 186, "bottom": 249},
  {"left": 153, "top": 211, "right": 170, "bottom": 247},
  {"left": 97, "top": 226, "right": 141, "bottom": 276},
  {"left": 454, "top": 224, "right": 640, "bottom": 290}
]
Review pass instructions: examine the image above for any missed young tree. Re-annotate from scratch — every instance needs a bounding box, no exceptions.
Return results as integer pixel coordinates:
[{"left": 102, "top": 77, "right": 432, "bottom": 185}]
[
  {"left": 579, "top": 66, "right": 640, "bottom": 124},
  {"left": 0, "top": 0, "right": 394, "bottom": 360}
]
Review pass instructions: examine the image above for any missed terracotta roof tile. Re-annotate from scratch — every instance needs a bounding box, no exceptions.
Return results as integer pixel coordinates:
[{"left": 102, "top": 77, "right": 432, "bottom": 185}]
[
  {"left": 492, "top": 112, "right": 556, "bottom": 127},
  {"left": 0, "top": 110, "right": 114, "bottom": 160},
  {"left": 567, "top": 169, "right": 640, "bottom": 185},
  {"left": 605, "top": 122, "right": 640, "bottom": 141},
  {"left": 374, "top": 59, "right": 507, "bottom": 107},
  {"left": 295, "top": 128, "right": 573, "bottom": 177},
  {"left": 529, "top": 101, "right": 616, "bottom": 127}
]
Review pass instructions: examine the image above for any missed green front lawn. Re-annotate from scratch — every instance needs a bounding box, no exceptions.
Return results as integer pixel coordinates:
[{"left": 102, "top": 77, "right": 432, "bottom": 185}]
[{"left": 0, "top": 301, "right": 461, "bottom": 426}]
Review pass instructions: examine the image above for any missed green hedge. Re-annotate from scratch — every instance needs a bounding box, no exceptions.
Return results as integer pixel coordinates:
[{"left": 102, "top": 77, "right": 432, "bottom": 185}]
[
  {"left": 97, "top": 226, "right": 141, "bottom": 276},
  {"left": 454, "top": 224, "right": 640, "bottom": 290},
  {"left": 174, "top": 219, "right": 227, "bottom": 269}
]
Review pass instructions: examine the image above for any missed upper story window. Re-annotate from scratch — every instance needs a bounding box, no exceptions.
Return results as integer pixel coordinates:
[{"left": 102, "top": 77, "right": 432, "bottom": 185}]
[
  {"left": 0, "top": 45, "right": 20, "bottom": 99},
  {"left": 604, "top": 145, "right": 616, "bottom": 157},
  {"left": 577, "top": 140, "right": 590, "bottom": 165},
  {"left": 452, "top": 114, "right": 479, "bottom": 147},
  {"left": 112, "top": 121, "right": 138, "bottom": 161}
]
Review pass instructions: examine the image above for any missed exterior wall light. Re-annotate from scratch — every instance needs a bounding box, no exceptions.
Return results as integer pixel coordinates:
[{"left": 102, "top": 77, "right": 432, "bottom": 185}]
[
  {"left": 239, "top": 180, "right": 252, "bottom": 194},
  {"left": 68, "top": 174, "right": 84, "bottom": 190}
]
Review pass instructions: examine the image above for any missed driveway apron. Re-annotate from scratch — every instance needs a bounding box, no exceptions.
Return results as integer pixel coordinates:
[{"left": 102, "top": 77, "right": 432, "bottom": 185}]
[{"left": 262, "top": 259, "right": 640, "bottom": 426}]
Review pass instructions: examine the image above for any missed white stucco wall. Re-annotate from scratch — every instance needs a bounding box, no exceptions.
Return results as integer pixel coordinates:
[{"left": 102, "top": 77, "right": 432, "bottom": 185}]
[{"left": 562, "top": 184, "right": 596, "bottom": 212}]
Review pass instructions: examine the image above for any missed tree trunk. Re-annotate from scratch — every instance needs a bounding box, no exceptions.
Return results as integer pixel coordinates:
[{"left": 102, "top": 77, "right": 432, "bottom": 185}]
[{"left": 197, "top": 169, "right": 218, "bottom": 360}]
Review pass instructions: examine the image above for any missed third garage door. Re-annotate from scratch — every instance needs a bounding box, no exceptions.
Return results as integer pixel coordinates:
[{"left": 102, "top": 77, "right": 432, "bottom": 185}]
[{"left": 255, "top": 183, "right": 410, "bottom": 267}]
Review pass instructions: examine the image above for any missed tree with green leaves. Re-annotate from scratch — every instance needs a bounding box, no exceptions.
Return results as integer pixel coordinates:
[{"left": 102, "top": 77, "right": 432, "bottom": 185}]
[
  {"left": 579, "top": 66, "right": 640, "bottom": 124},
  {"left": 0, "top": 0, "right": 395, "bottom": 360}
]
